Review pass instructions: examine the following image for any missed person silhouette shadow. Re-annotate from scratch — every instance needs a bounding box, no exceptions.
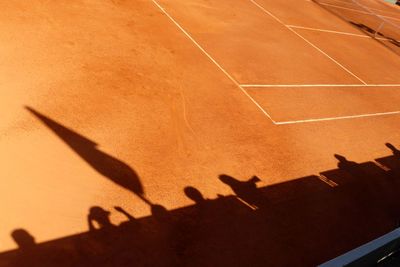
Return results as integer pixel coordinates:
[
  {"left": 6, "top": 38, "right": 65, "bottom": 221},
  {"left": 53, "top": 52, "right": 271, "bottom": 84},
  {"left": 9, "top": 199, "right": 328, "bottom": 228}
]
[
  {"left": 386, "top": 143, "right": 400, "bottom": 158},
  {"left": 184, "top": 186, "right": 207, "bottom": 205},
  {"left": 184, "top": 186, "right": 212, "bottom": 219},
  {"left": 11, "top": 229, "right": 39, "bottom": 267},
  {"left": 333, "top": 154, "right": 368, "bottom": 181},
  {"left": 88, "top": 206, "right": 115, "bottom": 231},
  {"left": 218, "top": 174, "right": 263, "bottom": 209},
  {"left": 334, "top": 154, "right": 359, "bottom": 171},
  {"left": 84, "top": 206, "right": 138, "bottom": 265},
  {"left": 88, "top": 206, "right": 136, "bottom": 231},
  {"left": 11, "top": 229, "right": 71, "bottom": 267},
  {"left": 11, "top": 229, "right": 36, "bottom": 250}
]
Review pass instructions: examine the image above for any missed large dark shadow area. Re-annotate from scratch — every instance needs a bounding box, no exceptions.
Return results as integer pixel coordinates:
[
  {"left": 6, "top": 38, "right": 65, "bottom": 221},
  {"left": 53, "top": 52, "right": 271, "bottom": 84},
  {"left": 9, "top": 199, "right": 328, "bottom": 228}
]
[
  {"left": 1, "top": 146, "right": 400, "bottom": 266},
  {"left": 1, "top": 109, "right": 400, "bottom": 266}
]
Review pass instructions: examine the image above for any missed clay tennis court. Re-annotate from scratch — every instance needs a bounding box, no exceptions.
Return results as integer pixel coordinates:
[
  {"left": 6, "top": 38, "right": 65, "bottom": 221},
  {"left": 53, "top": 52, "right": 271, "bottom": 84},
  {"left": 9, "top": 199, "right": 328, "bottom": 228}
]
[{"left": 1, "top": 0, "right": 400, "bottom": 266}]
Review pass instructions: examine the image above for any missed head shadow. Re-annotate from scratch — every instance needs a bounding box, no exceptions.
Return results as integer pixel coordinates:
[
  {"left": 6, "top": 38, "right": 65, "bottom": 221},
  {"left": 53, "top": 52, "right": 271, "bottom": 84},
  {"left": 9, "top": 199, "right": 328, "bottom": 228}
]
[
  {"left": 11, "top": 229, "right": 36, "bottom": 250},
  {"left": 184, "top": 186, "right": 206, "bottom": 204},
  {"left": 88, "top": 206, "right": 113, "bottom": 231}
]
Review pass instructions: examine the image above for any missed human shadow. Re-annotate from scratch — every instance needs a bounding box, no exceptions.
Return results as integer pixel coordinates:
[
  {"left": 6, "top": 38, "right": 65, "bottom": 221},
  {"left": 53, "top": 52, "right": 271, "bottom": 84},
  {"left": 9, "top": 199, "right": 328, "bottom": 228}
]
[
  {"left": 88, "top": 206, "right": 122, "bottom": 231},
  {"left": 25, "top": 106, "right": 150, "bottom": 205},
  {"left": 218, "top": 174, "right": 264, "bottom": 209},
  {"left": 9, "top": 229, "right": 39, "bottom": 267},
  {"left": 8, "top": 229, "right": 74, "bottom": 267},
  {"left": 2, "top": 146, "right": 400, "bottom": 266},
  {"left": 184, "top": 186, "right": 207, "bottom": 204},
  {"left": 78, "top": 206, "right": 140, "bottom": 266},
  {"left": 322, "top": 153, "right": 399, "bottom": 222},
  {"left": 11, "top": 229, "right": 36, "bottom": 250},
  {"left": 334, "top": 153, "right": 365, "bottom": 178},
  {"left": 386, "top": 142, "right": 400, "bottom": 158},
  {"left": 330, "top": 153, "right": 391, "bottom": 191},
  {"left": 375, "top": 143, "right": 400, "bottom": 182}
]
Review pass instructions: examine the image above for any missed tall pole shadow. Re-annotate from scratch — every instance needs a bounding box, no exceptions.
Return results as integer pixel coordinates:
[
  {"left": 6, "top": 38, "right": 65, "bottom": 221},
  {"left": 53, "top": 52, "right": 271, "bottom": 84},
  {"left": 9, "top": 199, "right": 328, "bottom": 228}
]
[{"left": 25, "top": 106, "right": 151, "bottom": 205}]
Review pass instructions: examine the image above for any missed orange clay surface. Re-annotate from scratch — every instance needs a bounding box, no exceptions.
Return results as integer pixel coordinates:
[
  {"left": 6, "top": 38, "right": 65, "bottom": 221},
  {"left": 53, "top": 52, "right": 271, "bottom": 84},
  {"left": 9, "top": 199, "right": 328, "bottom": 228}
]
[{"left": 1, "top": 0, "right": 400, "bottom": 265}]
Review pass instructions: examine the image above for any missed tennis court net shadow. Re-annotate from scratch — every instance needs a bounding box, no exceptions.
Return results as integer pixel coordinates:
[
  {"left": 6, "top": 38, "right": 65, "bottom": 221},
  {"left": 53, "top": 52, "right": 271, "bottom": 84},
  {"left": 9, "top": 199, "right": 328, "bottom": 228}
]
[
  {"left": 2, "top": 149, "right": 400, "bottom": 266},
  {"left": 312, "top": 0, "right": 400, "bottom": 56},
  {"left": 349, "top": 21, "right": 400, "bottom": 48}
]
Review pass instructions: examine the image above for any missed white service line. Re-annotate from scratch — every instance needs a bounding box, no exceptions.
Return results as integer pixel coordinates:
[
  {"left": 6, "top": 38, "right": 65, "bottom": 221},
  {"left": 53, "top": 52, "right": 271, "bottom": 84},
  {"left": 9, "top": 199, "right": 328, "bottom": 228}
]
[
  {"left": 249, "top": 0, "right": 368, "bottom": 85},
  {"left": 152, "top": 0, "right": 400, "bottom": 126},
  {"left": 275, "top": 110, "right": 400, "bottom": 125},
  {"left": 151, "top": 0, "right": 276, "bottom": 123},
  {"left": 241, "top": 84, "right": 400, "bottom": 88},
  {"left": 286, "top": 25, "right": 390, "bottom": 40}
]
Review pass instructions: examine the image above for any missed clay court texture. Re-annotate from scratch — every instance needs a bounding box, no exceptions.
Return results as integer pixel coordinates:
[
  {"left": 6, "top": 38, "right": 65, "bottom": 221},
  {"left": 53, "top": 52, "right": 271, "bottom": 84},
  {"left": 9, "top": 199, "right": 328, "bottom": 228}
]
[{"left": 1, "top": 0, "right": 400, "bottom": 266}]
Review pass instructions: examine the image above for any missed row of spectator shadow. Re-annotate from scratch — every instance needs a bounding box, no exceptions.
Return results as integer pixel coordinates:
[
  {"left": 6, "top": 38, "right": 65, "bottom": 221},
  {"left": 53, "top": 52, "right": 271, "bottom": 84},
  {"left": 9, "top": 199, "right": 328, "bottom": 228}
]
[
  {"left": 1, "top": 108, "right": 400, "bottom": 266},
  {"left": 2, "top": 144, "right": 400, "bottom": 267}
]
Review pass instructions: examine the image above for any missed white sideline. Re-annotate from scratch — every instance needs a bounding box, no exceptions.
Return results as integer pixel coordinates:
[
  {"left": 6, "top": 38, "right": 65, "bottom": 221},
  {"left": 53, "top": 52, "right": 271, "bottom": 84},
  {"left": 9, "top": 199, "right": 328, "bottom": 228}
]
[
  {"left": 152, "top": 0, "right": 400, "bottom": 125},
  {"left": 241, "top": 84, "right": 400, "bottom": 87},
  {"left": 275, "top": 110, "right": 400, "bottom": 125},
  {"left": 151, "top": 0, "right": 276, "bottom": 124},
  {"left": 249, "top": 0, "right": 368, "bottom": 85},
  {"left": 286, "top": 25, "right": 390, "bottom": 40}
]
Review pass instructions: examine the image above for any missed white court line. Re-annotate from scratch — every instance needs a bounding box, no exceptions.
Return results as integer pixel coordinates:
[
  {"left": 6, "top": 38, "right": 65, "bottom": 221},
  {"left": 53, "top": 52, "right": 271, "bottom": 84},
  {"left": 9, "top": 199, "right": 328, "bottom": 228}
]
[
  {"left": 249, "top": 0, "right": 368, "bottom": 85},
  {"left": 319, "top": 2, "right": 400, "bottom": 22},
  {"left": 325, "top": 0, "right": 399, "bottom": 15},
  {"left": 236, "top": 197, "right": 259, "bottom": 210},
  {"left": 241, "top": 84, "right": 400, "bottom": 87},
  {"left": 275, "top": 110, "right": 400, "bottom": 125},
  {"left": 286, "top": 25, "right": 390, "bottom": 40},
  {"left": 152, "top": 0, "right": 400, "bottom": 125},
  {"left": 319, "top": 0, "right": 400, "bottom": 18},
  {"left": 365, "top": 6, "right": 400, "bottom": 17},
  {"left": 319, "top": 2, "right": 379, "bottom": 15},
  {"left": 151, "top": 0, "right": 276, "bottom": 124},
  {"left": 318, "top": 174, "right": 339, "bottom": 187}
]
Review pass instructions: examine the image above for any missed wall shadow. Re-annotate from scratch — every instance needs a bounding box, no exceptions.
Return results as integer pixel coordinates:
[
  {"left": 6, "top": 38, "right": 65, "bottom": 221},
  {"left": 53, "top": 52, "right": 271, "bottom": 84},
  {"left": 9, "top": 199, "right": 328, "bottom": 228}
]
[{"left": 1, "top": 143, "right": 400, "bottom": 266}]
